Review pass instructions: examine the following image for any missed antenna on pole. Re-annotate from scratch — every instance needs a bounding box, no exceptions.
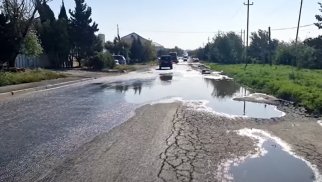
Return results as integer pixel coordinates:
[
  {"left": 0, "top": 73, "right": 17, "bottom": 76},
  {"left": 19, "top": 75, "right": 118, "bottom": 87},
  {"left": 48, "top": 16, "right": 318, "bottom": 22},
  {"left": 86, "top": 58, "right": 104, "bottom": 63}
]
[{"left": 244, "top": 0, "right": 254, "bottom": 69}]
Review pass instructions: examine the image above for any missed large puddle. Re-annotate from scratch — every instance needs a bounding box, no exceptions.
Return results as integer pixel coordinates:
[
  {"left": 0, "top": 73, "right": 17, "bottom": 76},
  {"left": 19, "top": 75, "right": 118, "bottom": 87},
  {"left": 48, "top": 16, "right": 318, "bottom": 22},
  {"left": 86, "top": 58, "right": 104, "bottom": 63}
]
[
  {"left": 221, "top": 129, "right": 320, "bottom": 182},
  {"left": 95, "top": 64, "right": 320, "bottom": 181},
  {"left": 101, "top": 64, "right": 284, "bottom": 119}
]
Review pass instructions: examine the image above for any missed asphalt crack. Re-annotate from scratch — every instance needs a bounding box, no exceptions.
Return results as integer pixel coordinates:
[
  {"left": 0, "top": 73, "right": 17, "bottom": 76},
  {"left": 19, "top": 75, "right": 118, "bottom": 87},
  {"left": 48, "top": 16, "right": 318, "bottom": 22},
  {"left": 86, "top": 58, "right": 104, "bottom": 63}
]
[{"left": 157, "top": 106, "right": 256, "bottom": 182}]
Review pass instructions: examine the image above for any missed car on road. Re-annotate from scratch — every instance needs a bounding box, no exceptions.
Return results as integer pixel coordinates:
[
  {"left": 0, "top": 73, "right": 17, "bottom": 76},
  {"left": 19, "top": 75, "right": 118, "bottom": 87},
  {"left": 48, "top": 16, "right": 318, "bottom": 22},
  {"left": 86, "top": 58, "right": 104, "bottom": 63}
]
[
  {"left": 159, "top": 55, "right": 173, "bottom": 70},
  {"left": 193, "top": 58, "right": 200, "bottom": 62},
  {"left": 183, "top": 56, "right": 188, "bottom": 62},
  {"left": 169, "top": 52, "right": 179, "bottom": 64},
  {"left": 113, "top": 55, "right": 127, "bottom": 65}
]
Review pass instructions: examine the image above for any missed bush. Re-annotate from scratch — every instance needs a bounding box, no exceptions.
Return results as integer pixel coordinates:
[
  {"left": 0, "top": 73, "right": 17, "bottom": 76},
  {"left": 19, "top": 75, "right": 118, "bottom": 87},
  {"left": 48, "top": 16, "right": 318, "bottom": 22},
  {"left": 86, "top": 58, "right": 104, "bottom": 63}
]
[
  {"left": 87, "top": 52, "right": 115, "bottom": 70},
  {"left": 0, "top": 69, "right": 65, "bottom": 86},
  {"left": 274, "top": 42, "right": 316, "bottom": 68}
]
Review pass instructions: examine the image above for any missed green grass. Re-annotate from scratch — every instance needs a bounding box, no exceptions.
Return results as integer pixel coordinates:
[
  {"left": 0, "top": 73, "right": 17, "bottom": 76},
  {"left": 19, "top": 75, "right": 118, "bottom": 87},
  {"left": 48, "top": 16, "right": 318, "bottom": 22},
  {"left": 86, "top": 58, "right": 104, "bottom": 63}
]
[
  {"left": 0, "top": 69, "right": 66, "bottom": 87},
  {"left": 208, "top": 64, "right": 322, "bottom": 114}
]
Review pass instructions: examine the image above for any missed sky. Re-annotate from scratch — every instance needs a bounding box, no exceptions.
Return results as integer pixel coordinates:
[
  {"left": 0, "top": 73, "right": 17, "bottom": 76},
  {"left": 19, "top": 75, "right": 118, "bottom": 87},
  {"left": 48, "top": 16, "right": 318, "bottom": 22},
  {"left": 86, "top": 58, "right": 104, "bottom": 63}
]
[{"left": 48, "top": 0, "right": 321, "bottom": 50}]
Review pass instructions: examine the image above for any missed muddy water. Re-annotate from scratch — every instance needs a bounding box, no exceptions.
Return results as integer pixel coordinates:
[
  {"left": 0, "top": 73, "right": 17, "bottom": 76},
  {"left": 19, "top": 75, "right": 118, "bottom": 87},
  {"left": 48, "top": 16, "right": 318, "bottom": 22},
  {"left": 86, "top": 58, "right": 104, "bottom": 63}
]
[
  {"left": 230, "top": 140, "right": 315, "bottom": 182},
  {"left": 97, "top": 64, "right": 318, "bottom": 181},
  {"left": 103, "top": 64, "right": 284, "bottom": 119}
]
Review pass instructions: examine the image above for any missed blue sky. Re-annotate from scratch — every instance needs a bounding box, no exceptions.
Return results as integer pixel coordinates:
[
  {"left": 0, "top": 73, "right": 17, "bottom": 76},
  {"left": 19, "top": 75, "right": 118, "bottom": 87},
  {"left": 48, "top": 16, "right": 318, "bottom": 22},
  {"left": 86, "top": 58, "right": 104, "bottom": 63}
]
[{"left": 49, "top": 0, "right": 321, "bottom": 49}]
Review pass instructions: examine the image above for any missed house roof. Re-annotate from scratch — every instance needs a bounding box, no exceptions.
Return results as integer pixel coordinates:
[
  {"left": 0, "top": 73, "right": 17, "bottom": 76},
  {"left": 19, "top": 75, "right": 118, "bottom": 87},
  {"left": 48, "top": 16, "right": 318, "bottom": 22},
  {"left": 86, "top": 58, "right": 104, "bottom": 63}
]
[
  {"left": 121, "top": 32, "right": 164, "bottom": 48},
  {"left": 152, "top": 42, "right": 164, "bottom": 48},
  {"left": 121, "top": 32, "right": 148, "bottom": 42}
]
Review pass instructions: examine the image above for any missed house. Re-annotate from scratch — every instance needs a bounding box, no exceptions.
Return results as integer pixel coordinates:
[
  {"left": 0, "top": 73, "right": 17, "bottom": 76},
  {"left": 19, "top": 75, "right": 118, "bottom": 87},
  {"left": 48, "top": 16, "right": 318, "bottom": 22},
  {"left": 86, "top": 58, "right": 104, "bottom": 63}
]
[{"left": 121, "top": 32, "right": 164, "bottom": 51}]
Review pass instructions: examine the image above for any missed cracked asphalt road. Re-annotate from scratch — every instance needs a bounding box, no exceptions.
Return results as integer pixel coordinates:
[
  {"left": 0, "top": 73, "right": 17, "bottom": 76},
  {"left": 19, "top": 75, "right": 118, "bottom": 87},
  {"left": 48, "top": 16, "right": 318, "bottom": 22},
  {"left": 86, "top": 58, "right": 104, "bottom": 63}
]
[
  {"left": 33, "top": 102, "right": 322, "bottom": 182},
  {"left": 1, "top": 64, "right": 322, "bottom": 182}
]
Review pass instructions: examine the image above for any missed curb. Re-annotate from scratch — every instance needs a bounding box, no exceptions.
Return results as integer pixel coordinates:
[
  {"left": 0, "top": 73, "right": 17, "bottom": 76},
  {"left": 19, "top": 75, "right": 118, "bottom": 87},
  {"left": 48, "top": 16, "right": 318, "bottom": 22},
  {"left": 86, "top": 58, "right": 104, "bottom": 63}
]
[{"left": 0, "top": 78, "right": 93, "bottom": 99}]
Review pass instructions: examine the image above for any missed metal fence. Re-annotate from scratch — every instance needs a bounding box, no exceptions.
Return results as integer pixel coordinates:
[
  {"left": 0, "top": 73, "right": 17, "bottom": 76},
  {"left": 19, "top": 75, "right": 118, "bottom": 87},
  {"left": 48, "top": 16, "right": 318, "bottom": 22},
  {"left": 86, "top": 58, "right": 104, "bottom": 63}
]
[{"left": 15, "top": 54, "right": 50, "bottom": 68}]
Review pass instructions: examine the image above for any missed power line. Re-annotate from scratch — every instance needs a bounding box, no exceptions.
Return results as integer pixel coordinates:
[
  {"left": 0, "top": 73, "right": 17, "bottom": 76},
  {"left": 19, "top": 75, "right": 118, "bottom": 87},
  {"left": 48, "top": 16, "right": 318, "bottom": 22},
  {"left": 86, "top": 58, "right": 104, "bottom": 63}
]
[
  {"left": 120, "top": 29, "right": 241, "bottom": 34},
  {"left": 271, "top": 24, "right": 314, "bottom": 31}
]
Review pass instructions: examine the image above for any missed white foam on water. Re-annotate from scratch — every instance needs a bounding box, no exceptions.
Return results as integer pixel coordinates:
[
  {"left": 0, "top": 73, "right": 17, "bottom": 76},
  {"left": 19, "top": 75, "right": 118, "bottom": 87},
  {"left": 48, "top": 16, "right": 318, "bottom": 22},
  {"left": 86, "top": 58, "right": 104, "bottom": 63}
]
[
  {"left": 183, "top": 99, "right": 245, "bottom": 119},
  {"left": 150, "top": 97, "right": 184, "bottom": 105},
  {"left": 217, "top": 128, "right": 322, "bottom": 182},
  {"left": 151, "top": 97, "right": 245, "bottom": 119},
  {"left": 274, "top": 107, "right": 286, "bottom": 117},
  {"left": 318, "top": 120, "right": 322, "bottom": 127},
  {"left": 203, "top": 74, "right": 232, "bottom": 80}
]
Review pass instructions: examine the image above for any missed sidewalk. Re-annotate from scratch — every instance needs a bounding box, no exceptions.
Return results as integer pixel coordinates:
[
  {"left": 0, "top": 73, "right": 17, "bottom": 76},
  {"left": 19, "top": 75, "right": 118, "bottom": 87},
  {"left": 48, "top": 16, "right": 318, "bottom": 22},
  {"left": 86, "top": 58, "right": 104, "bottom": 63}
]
[{"left": 0, "top": 65, "right": 152, "bottom": 99}]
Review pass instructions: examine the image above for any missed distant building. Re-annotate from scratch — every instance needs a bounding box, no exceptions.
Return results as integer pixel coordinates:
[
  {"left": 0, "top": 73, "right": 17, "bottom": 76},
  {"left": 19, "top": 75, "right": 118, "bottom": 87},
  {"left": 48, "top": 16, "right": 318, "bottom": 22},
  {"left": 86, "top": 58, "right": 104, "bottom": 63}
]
[
  {"left": 152, "top": 42, "right": 165, "bottom": 52},
  {"left": 121, "top": 32, "right": 164, "bottom": 51},
  {"left": 98, "top": 34, "right": 106, "bottom": 47}
]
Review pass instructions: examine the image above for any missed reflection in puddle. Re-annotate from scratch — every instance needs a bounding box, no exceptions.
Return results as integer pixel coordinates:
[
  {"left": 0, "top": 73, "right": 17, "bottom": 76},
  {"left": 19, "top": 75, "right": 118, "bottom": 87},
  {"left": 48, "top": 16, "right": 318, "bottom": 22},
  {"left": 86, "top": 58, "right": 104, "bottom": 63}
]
[
  {"left": 101, "top": 67, "right": 284, "bottom": 119},
  {"left": 159, "top": 73, "right": 173, "bottom": 82},
  {"left": 223, "top": 128, "right": 320, "bottom": 182}
]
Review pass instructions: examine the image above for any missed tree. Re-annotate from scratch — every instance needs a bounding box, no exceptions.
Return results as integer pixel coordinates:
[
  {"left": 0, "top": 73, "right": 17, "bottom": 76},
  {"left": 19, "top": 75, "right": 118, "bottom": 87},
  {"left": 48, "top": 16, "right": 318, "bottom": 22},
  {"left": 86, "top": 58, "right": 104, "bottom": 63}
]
[
  {"left": 105, "top": 37, "right": 131, "bottom": 59},
  {"left": 36, "top": 1, "right": 72, "bottom": 68},
  {"left": 249, "top": 29, "right": 279, "bottom": 64},
  {"left": 21, "top": 30, "right": 43, "bottom": 56},
  {"left": 57, "top": 1, "right": 71, "bottom": 67},
  {"left": 58, "top": 1, "right": 68, "bottom": 20},
  {"left": 86, "top": 52, "right": 115, "bottom": 70},
  {"left": 142, "top": 41, "right": 157, "bottom": 62},
  {"left": 209, "top": 32, "right": 244, "bottom": 64},
  {"left": 69, "top": 0, "right": 99, "bottom": 66},
  {"left": 0, "top": 12, "right": 15, "bottom": 65},
  {"left": 169, "top": 46, "right": 184, "bottom": 56},
  {"left": 274, "top": 42, "right": 317, "bottom": 68},
  {"left": 0, "top": 0, "right": 45, "bottom": 67},
  {"left": 130, "top": 37, "right": 144, "bottom": 63},
  {"left": 315, "top": 2, "right": 322, "bottom": 29},
  {"left": 303, "top": 37, "right": 322, "bottom": 69}
]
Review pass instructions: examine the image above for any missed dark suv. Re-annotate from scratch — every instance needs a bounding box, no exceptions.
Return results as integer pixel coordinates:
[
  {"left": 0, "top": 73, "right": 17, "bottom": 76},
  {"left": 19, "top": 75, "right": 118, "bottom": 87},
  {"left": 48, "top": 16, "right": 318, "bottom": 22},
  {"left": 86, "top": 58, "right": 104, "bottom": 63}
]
[{"left": 159, "top": 55, "right": 173, "bottom": 70}]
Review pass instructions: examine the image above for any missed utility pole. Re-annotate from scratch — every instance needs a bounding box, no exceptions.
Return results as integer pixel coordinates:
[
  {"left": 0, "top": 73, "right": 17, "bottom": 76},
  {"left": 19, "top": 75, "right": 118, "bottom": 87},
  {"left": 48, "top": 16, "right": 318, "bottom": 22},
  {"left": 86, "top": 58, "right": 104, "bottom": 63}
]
[
  {"left": 294, "top": 0, "right": 304, "bottom": 68},
  {"left": 243, "top": 30, "right": 246, "bottom": 46},
  {"left": 295, "top": 0, "right": 304, "bottom": 44},
  {"left": 117, "top": 24, "right": 120, "bottom": 40},
  {"left": 268, "top": 26, "right": 272, "bottom": 65},
  {"left": 241, "top": 29, "right": 243, "bottom": 40},
  {"left": 244, "top": 0, "right": 254, "bottom": 69}
]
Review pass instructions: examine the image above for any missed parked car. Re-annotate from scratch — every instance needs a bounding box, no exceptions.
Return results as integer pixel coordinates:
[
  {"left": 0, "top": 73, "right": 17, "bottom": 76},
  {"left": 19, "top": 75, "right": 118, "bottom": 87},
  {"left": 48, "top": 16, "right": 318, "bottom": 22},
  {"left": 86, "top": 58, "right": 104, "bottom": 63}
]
[
  {"left": 159, "top": 55, "right": 173, "bottom": 70},
  {"left": 113, "top": 55, "right": 127, "bottom": 65},
  {"left": 193, "top": 58, "right": 200, "bottom": 62},
  {"left": 183, "top": 56, "right": 188, "bottom": 62}
]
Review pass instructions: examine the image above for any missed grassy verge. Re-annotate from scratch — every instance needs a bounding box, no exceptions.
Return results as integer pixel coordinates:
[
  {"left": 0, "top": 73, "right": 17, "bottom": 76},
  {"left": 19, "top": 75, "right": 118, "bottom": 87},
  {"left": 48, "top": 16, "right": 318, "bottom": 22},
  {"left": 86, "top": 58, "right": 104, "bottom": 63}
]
[
  {"left": 0, "top": 69, "right": 66, "bottom": 87},
  {"left": 208, "top": 64, "right": 322, "bottom": 114}
]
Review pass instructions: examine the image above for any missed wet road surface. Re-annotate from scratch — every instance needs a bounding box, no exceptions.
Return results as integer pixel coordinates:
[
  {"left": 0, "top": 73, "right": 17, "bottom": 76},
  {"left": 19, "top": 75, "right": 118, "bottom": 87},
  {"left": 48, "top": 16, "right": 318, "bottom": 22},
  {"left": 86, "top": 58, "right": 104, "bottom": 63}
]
[{"left": 0, "top": 63, "right": 319, "bottom": 181}]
